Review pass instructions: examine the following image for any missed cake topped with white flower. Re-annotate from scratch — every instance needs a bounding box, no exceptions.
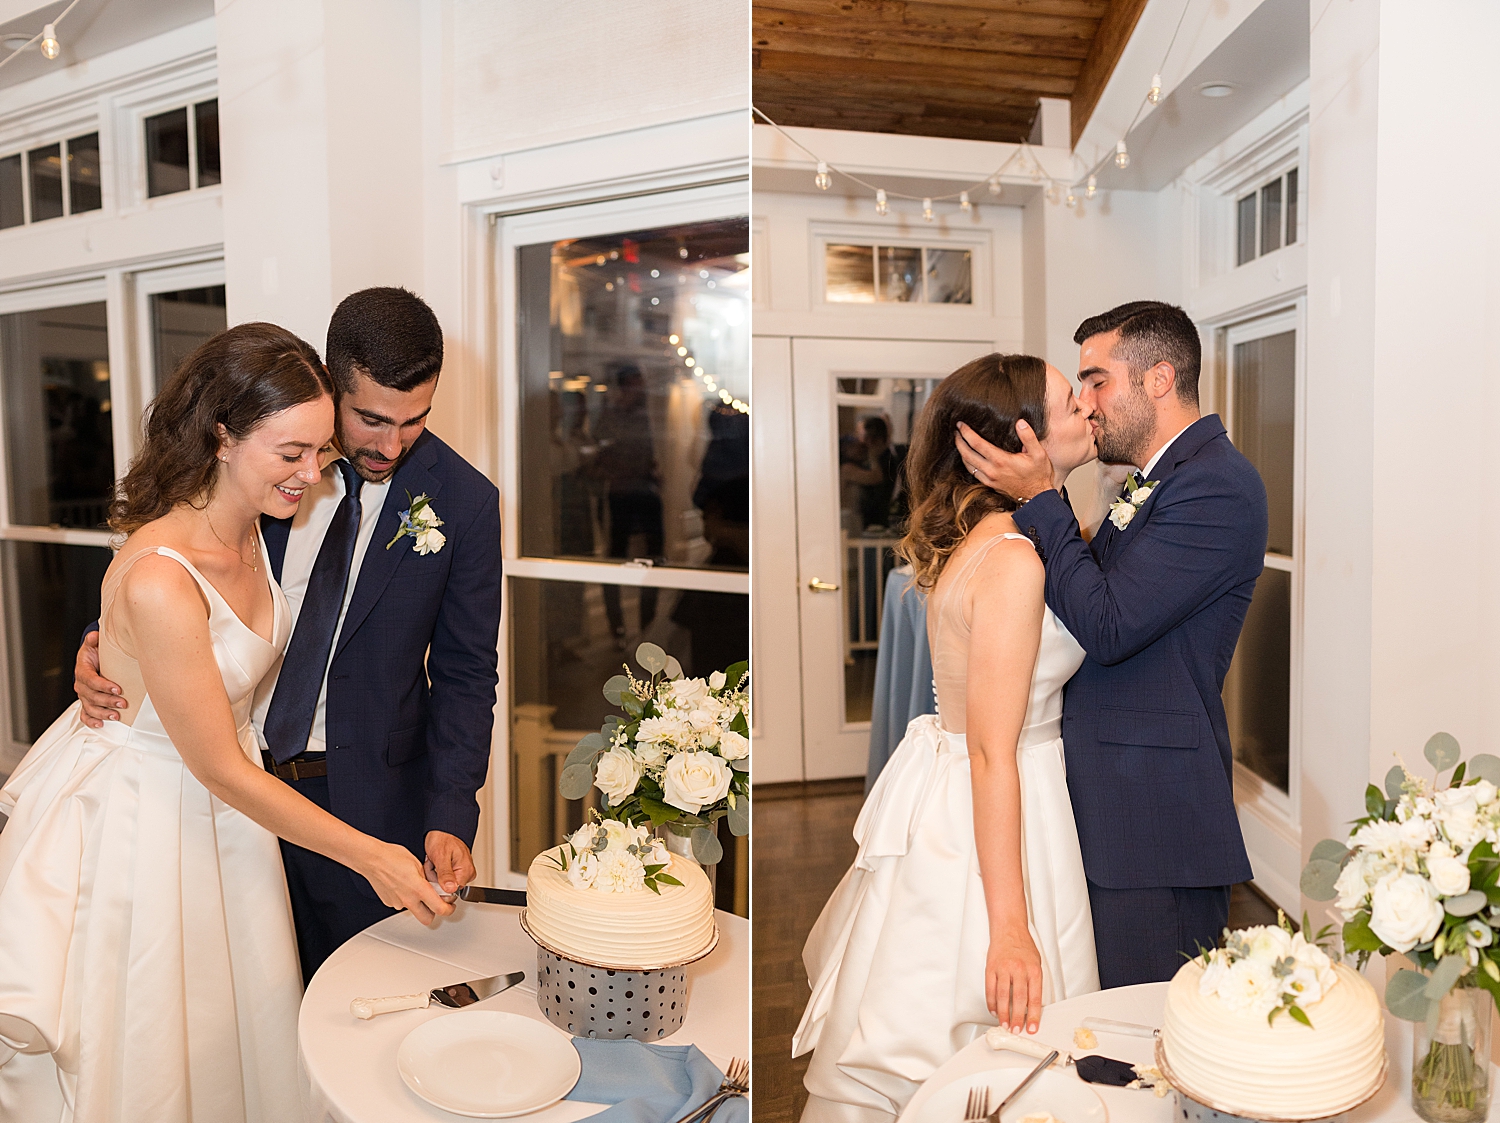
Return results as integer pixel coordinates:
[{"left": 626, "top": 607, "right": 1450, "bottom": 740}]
[
  {"left": 1159, "top": 919, "right": 1385, "bottom": 1120},
  {"left": 522, "top": 815, "right": 717, "bottom": 970}
]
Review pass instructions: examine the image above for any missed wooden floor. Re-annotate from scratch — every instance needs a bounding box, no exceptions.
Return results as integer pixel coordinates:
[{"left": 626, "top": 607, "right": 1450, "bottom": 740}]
[{"left": 751, "top": 780, "right": 1280, "bottom": 1123}]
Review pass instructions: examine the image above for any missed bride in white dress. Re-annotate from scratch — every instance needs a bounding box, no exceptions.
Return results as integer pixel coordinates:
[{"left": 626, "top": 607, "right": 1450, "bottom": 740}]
[
  {"left": 794, "top": 353, "right": 1102, "bottom": 1123},
  {"left": 0, "top": 323, "right": 451, "bottom": 1122}
]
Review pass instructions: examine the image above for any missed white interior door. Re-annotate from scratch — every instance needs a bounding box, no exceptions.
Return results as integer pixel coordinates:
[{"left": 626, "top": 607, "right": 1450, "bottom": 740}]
[{"left": 791, "top": 337, "right": 990, "bottom": 780}]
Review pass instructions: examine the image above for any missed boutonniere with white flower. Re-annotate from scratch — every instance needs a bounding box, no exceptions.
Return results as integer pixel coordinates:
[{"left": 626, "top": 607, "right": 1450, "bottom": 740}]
[
  {"left": 386, "top": 492, "right": 446, "bottom": 554},
  {"left": 1108, "top": 476, "right": 1159, "bottom": 530}
]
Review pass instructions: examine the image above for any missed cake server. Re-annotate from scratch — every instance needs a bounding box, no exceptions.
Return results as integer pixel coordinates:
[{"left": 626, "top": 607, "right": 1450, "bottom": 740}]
[{"left": 349, "top": 970, "right": 525, "bottom": 1019}]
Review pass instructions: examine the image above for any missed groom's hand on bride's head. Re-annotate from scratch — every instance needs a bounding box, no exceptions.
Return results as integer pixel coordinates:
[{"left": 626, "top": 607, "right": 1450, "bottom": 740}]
[
  {"left": 74, "top": 631, "right": 128, "bottom": 729},
  {"left": 955, "top": 421, "right": 1053, "bottom": 502},
  {"left": 425, "top": 830, "right": 476, "bottom": 895}
]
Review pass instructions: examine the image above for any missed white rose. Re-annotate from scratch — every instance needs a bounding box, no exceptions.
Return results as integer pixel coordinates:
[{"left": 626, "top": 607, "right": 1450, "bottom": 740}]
[
  {"left": 1132, "top": 485, "right": 1154, "bottom": 504},
  {"left": 718, "top": 730, "right": 749, "bottom": 761},
  {"left": 413, "top": 527, "right": 446, "bottom": 555},
  {"left": 1370, "top": 872, "right": 1445, "bottom": 952},
  {"left": 411, "top": 504, "right": 440, "bottom": 528},
  {"left": 593, "top": 748, "right": 643, "bottom": 806},
  {"left": 566, "top": 849, "right": 599, "bottom": 890},
  {"left": 661, "top": 751, "right": 733, "bottom": 813},
  {"left": 594, "top": 849, "right": 646, "bottom": 893},
  {"left": 632, "top": 739, "right": 665, "bottom": 766},
  {"left": 1108, "top": 499, "right": 1136, "bottom": 530},
  {"left": 1427, "top": 853, "right": 1472, "bottom": 897},
  {"left": 647, "top": 840, "right": 669, "bottom": 866},
  {"left": 1245, "top": 924, "right": 1293, "bottom": 961},
  {"left": 1218, "top": 957, "right": 1280, "bottom": 1017},
  {"left": 1474, "top": 780, "right": 1498, "bottom": 806},
  {"left": 1399, "top": 815, "right": 1436, "bottom": 849},
  {"left": 1334, "top": 852, "right": 1375, "bottom": 913},
  {"left": 569, "top": 823, "right": 600, "bottom": 852},
  {"left": 599, "top": 817, "right": 635, "bottom": 849},
  {"left": 668, "top": 678, "right": 712, "bottom": 708}
]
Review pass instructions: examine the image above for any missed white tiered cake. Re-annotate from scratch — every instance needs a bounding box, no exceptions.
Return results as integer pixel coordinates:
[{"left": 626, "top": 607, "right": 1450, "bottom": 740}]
[
  {"left": 523, "top": 820, "right": 716, "bottom": 971},
  {"left": 1159, "top": 928, "right": 1386, "bottom": 1120}
]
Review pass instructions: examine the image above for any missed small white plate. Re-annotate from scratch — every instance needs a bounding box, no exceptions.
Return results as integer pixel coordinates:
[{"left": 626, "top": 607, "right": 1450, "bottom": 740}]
[
  {"left": 909, "top": 1067, "right": 1108, "bottom": 1123},
  {"left": 396, "top": 1010, "right": 581, "bottom": 1118}
]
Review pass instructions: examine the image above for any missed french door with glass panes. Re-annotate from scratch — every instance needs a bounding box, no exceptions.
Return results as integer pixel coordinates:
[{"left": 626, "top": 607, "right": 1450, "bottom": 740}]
[
  {"left": 496, "top": 183, "right": 750, "bottom": 909},
  {"left": 0, "top": 262, "right": 227, "bottom": 780},
  {"left": 1219, "top": 306, "right": 1303, "bottom": 911},
  {"left": 768, "top": 337, "right": 990, "bottom": 782}
]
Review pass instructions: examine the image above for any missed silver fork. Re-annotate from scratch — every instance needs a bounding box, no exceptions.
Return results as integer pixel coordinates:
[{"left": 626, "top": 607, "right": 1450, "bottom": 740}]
[
  {"left": 669, "top": 1056, "right": 749, "bottom": 1123},
  {"left": 963, "top": 1085, "right": 991, "bottom": 1122},
  {"left": 962, "top": 1050, "right": 1059, "bottom": 1122}
]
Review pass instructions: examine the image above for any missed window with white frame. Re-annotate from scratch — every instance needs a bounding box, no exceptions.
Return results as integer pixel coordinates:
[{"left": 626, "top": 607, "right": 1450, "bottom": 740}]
[
  {"left": 144, "top": 98, "right": 219, "bottom": 198},
  {"left": 824, "top": 241, "right": 972, "bottom": 304},
  {"left": 0, "top": 131, "right": 102, "bottom": 229},
  {"left": 1236, "top": 167, "right": 1299, "bottom": 267},
  {"left": 500, "top": 187, "right": 749, "bottom": 900}
]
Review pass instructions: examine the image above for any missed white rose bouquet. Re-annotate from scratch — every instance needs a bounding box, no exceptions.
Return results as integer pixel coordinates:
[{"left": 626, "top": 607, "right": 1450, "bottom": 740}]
[
  {"left": 558, "top": 643, "right": 749, "bottom": 864},
  {"left": 1303, "top": 733, "right": 1500, "bottom": 1115},
  {"left": 1195, "top": 914, "right": 1339, "bottom": 1026},
  {"left": 544, "top": 814, "right": 681, "bottom": 894}
]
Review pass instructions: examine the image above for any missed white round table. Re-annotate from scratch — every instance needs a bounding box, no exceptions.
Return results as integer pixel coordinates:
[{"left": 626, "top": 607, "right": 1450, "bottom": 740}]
[
  {"left": 897, "top": 978, "right": 1493, "bottom": 1123},
  {"left": 297, "top": 900, "right": 747, "bottom": 1122}
]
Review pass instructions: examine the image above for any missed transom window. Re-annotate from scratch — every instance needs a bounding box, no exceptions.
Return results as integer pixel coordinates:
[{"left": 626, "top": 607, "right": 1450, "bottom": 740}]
[
  {"left": 144, "top": 99, "right": 220, "bottom": 198},
  {"left": 825, "top": 242, "right": 973, "bottom": 304},
  {"left": 1236, "top": 167, "right": 1299, "bottom": 266},
  {"left": 0, "top": 132, "right": 102, "bottom": 229}
]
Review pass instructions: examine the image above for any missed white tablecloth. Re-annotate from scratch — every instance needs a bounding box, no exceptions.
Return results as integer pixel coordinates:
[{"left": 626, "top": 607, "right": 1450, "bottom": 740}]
[
  {"left": 298, "top": 900, "right": 748, "bottom": 1122},
  {"left": 898, "top": 979, "right": 1500, "bottom": 1123}
]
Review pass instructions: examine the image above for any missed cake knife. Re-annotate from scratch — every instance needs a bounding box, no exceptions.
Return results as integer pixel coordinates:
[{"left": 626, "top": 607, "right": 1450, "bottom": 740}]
[
  {"left": 456, "top": 885, "right": 527, "bottom": 906},
  {"left": 350, "top": 970, "right": 525, "bottom": 1019}
]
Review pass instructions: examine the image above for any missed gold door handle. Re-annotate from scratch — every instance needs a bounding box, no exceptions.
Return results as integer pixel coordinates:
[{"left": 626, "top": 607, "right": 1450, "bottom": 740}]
[{"left": 808, "top": 578, "right": 840, "bottom": 592}]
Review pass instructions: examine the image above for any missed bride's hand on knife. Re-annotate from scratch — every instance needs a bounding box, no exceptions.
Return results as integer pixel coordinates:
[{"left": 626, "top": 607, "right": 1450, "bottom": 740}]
[
  {"left": 987, "top": 919, "right": 1043, "bottom": 1034},
  {"left": 357, "top": 839, "right": 455, "bottom": 925}
]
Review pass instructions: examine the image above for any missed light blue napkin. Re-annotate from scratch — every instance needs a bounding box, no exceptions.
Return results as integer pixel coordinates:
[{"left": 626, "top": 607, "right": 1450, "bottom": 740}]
[{"left": 566, "top": 1039, "right": 748, "bottom": 1123}]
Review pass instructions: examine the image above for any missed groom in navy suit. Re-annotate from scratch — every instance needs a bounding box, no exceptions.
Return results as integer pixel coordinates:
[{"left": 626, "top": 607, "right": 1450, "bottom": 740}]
[
  {"left": 958, "top": 301, "right": 1268, "bottom": 988},
  {"left": 76, "top": 288, "right": 501, "bottom": 980}
]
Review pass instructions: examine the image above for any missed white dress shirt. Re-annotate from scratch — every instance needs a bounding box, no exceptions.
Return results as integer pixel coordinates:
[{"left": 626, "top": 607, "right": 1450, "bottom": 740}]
[
  {"left": 252, "top": 463, "right": 391, "bottom": 753},
  {"left": 1140, "top": 421, "right": 1196, "bottom": 479}
]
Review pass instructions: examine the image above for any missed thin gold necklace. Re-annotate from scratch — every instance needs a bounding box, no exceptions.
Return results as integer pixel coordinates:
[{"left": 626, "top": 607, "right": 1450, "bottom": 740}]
[{"left": 206, "top": 514, "right": 260, "bottom": 572}]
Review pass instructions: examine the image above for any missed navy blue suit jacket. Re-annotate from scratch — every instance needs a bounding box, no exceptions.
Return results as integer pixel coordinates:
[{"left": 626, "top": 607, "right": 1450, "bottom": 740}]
[
  {"left": 262, "top": 430, "right": 501, "bottom": 862},
  {"left": 1016, "top": 415, "right": 1265, "bottom": 890}
]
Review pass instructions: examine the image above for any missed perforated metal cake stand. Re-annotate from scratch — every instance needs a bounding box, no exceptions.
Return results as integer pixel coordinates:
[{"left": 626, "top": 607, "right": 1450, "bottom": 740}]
[{"left": 520, "top": 909, "right": 719, "bottom": 1041}]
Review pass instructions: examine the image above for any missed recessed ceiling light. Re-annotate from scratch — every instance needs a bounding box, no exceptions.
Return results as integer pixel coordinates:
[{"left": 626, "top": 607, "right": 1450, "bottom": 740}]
[
  {"left": 2, "top": 35, "right": 33, "bottom": 51},
  {"left": 1199, "top": 83, "right": 1236, "bottom": 98}
]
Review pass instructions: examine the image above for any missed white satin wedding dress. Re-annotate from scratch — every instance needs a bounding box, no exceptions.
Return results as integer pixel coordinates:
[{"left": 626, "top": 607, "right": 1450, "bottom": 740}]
[
  {"left": 793, "top": 531, "right": 1100, "bottom": 1123},
  {"left": 0, "top": 543, "right": 303, "bottom": 1123}
]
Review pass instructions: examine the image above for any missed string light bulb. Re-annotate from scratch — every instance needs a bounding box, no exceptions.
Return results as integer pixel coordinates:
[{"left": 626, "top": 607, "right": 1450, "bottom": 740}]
[
  {"left": 1065, "top": 191, "right": 1077, "bottom": 207},
  {"left": 814, "top": 160, "right": 831, "bottom": 190},
  {"left": 39, "top": 24, "right": 58, "bottom": 60},
  {"left": 988, "top": 176, "right": 1002, "bottom": 197},
  {"left": 1045, "top": 184, "right": 1059, "bottom": 204},
  {"left": 875, "top": 188, "right": 888, "bottom": 216},
  {"left": 1115, "top": 140, "right": 1130, "bottom": 169},
  {"left": 1087, "top": 175, "right": 1097, "bottom": 199},
  {"left": 1148, "top": 73, "right": 1163, "bottom": 105},
  {"left": 922, "top": 197, "right": 933, "bottom": 222},
  {"left": 960, "top": 191, "right": 971, "bottom": 212}
]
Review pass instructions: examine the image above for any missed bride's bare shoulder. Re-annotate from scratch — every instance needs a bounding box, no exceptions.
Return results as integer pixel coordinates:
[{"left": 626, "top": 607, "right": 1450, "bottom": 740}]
[{"left": 108, "top": 522, "right": 206, "bottom": 615}]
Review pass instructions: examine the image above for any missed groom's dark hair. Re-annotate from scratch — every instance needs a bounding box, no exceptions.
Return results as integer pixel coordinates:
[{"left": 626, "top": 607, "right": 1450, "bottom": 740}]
[
  {"left": 1074, "top": 301, "right": 1200, "bottom": 406},
  {"left": 326, "top": 286, "right": 444, "bottom": 396}
]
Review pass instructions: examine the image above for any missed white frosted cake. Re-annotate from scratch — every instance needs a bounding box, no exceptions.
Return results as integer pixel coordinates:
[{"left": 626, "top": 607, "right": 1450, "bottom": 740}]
[
  {"left": 1160, "top": 941, "right": 1385, "bottom": 1120},
  {"left": 523, "top": 820, "right": 716, "bottom": 970}
]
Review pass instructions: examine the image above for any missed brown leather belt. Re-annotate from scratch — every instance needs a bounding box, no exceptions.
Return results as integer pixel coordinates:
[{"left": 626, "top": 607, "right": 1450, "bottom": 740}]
[{"left": 262, "top": 750, "right": 329, "bottom": 781}]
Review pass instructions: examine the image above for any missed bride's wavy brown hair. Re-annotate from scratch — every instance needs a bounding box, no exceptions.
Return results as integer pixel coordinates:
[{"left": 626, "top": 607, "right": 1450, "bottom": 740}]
[
  {"left": 896, "top": 352, "right": 1049, "bottom": 590},
  {"left": 110, "top": 322, "right": 331, "bottom": 535}
]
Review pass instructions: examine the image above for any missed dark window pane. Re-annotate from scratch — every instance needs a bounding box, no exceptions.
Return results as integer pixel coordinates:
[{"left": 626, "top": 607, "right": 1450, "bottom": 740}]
[
  {"left": 28, "top": 143, "right": 63, "bottom": 221},
  {"left": 151, "top": 285, "right": 227, "bottom": 390},
  {"left": 0, "top": 154, "right": 21, "bottom": 229},
  {"left": 1224, "top": 566, "right": 1291, "bottom": 793},
  {"left": 195, "top": 99, "right": 220, "bottom": 187},
  {"left": 1286, "top": 168, "right": 1299, "bottom": 245},
  {"left": 3, "top": 541, "right": 112, "bottom": 743},
  {"left": 1236, "top": 193, "right": 1257, "bottom": 266},
  {"left": 66, "top": 133, "right": 101, "bottom": 213},
  {"left": 0, "top": 302, "right": 114, "bottom": 529},
  {"left": 1232, "top": 331, "right": 1296, "bottom": 556},
  {"left": 877, "top": 246, "right": 921, "bottom": 302},
  {"left": 145, "top": 107, "right": 191, "bottom": 197},
  {"left": 508, "top": 574, "right": 747, "bottom": 890},
  {"left": 925, "top": 248, "right": 972, "bottom": 304},
  {"left": 1260, "top": 178, "right": 1283, "bottom": 255},
  {"left": 516, "top": 218, "right": 749, "bottom": 574},
  {"left": 825, "top": 244, "right": 875, "bottom": 303}
]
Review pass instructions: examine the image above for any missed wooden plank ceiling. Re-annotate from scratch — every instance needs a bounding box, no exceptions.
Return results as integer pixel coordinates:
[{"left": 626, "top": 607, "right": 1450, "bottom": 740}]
[{"left": 753, "top": 0, "right": 1150, "bottom": 149}]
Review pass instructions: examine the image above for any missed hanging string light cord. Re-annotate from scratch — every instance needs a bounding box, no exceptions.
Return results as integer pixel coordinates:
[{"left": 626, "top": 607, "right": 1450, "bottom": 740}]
[
  {"left": 0, "top": 0, "right": 86, "bottom": 72},
  {"left": 753, "top": 0, "right": 1196, "bottom": 213}
]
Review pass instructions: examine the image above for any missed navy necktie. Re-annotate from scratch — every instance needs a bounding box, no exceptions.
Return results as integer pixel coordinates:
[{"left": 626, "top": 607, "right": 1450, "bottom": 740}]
[{"left": 263, "top": 458, "right": 363, "bottom": 764}]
